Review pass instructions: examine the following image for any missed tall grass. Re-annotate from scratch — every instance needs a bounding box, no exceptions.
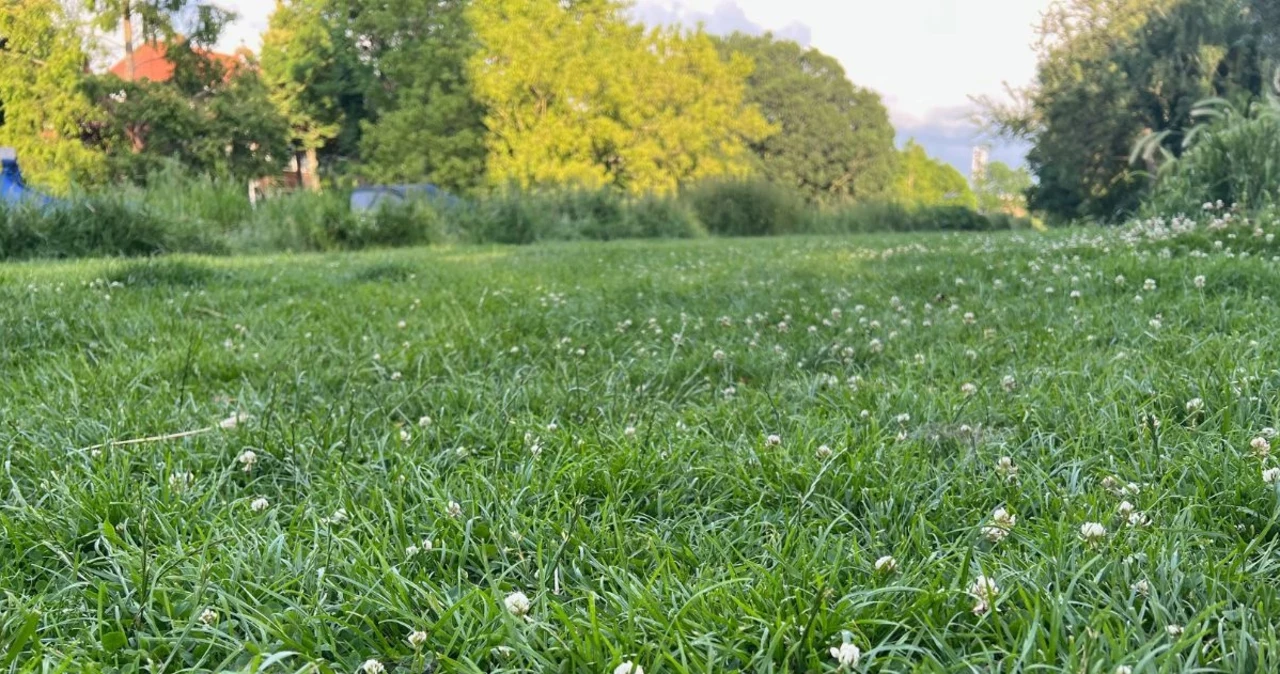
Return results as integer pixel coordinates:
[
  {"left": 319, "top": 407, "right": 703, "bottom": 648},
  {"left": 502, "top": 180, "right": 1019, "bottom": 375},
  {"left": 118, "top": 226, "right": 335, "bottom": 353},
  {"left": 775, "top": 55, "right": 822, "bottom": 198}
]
[{"left": 0, "top": 175, "right": 1025, "bottom": 261}]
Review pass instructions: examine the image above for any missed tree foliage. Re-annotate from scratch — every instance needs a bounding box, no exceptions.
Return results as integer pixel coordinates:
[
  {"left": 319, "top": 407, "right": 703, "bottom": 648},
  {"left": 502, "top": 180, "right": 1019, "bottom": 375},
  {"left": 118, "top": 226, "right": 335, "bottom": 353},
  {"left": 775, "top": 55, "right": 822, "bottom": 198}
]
[
  {"left": 260, "top": 0, "right": 369, "bottom": 182},
  {"left": 89, "top": 45, "right": 289, "bottom": 182},
  {"left": 0, "top": 0, "right": 106, "bottom": 191},
  {"left": 992, "top": 0, "right": 1278, "bottom": 221},
  {"left": 351, "top": 0, "right": 487, "bottom": 191},
  {"left": 974, "top": 161, "right": 1032, "bottom": 214},
  {"left": 467, "top": 0, "right": 773, "bottom": 194},
  {"left": 717, "top": 33, "right": 897, "bottom": 202},
  {"left": 892, "top": 141, "right": 976, "bottom": 208}
]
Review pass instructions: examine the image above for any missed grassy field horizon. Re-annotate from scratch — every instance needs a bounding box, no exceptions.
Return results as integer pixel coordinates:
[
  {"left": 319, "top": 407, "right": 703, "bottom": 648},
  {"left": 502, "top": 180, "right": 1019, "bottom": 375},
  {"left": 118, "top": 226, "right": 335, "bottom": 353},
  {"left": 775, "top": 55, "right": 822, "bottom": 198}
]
[{"left": 4, "top": 223, "right": 1280, "bottom": 672}]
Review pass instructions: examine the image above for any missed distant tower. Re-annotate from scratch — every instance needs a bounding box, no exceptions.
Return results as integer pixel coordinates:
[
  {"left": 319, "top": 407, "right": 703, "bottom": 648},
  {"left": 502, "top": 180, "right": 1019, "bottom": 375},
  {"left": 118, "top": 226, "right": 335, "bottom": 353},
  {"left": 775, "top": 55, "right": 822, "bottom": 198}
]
[{"left": 971, "top": 145, "right": 991, "bottom": 185}]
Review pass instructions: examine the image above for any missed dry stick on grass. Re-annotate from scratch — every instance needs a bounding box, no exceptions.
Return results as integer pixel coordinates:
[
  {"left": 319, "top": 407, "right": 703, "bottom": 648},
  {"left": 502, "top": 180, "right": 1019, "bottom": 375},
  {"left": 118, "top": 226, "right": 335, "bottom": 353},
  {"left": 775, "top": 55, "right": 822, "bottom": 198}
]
[{"left": 73, "top": 413, "right": 252, "bottom": 454}]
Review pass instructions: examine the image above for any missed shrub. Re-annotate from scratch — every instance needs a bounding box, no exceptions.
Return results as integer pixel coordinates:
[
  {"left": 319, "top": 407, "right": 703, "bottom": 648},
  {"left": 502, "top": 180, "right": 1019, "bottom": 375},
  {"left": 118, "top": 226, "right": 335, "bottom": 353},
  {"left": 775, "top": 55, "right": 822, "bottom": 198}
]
[
  {"left": 450, "top": 186, "right": 703, "bottom": 243},
  {"left": 1146, "top": 106, "right": 1280, "bottom": 214},
  {"left": 802, "top": 201, "right": 1022, "bottom": 234},
  {"left": 683, "top": 179, "right": 806, "bottom": 237},
  {"left": 0, "top": 194, "right": 213, "bottom": 260},
  {"left": 620, "top": 195, "right": 705, "bottom": 239}
]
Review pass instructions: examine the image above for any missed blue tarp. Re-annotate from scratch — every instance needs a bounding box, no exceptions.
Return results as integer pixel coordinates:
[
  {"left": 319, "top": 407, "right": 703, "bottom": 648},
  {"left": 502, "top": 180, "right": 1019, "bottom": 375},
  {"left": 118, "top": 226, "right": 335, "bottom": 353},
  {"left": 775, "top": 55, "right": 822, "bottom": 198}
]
[
  {"left": 350, "top": 183, "right": 459, "bottom": 213},
  {"left": 1, "top": 159, "right": 55, "bottom": 208}
]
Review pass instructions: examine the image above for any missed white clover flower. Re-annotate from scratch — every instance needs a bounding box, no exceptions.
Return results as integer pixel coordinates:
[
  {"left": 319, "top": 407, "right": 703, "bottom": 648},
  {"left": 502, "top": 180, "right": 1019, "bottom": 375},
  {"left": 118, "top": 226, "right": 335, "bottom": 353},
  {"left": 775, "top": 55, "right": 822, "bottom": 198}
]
[
  {"left": 961, "top": 383, "right": 978, "bottom": 397},
  {"left": 1131, "top": 579, "right": 1150, "bottom": 596},
  {"left": 219, "top": 412, "right": 252, "bottom": 430},
  {"left": 829, "top": 642, "right": 861, "bottom": 669},
  {"left": 712, "top": 349, "right": 726, "bottom": 361},
  {"left": 1186, "top": 398, "right": 1203, "bottom": 414},
  {"left": 969, "top": 575, "right": 1000, "bottom": 615},
  {"left": 250, "top": 497, "right": 269, "bottom": 512},
  {"left": 815, "top": 445, "right": 833, "bottom": 459},
  {"left": 613, "top": 662, "right": 644, "bottom": 674},
  {"left": 1251, "top": 437, "right": 1271, "bottom": 458},
  {"left": 361, "top": 659, "right": 385, "bottom": 674},
  {"left": 1193, "top": 275, "right": 1206, "bottom": 288},
  {"left": 874, "top": 555, "right": 898, "bottom": 574},
  {"left": 995, "top": 456, "right": 1018, "bottom": 481},
  {"left": 198, "top": 608, "right": 217, "bottom": 625},
  {"left": 1166, "top": 624, "right": 1183, "bottom": 637},
  {"left": 983, "top": 507, "right": 1016, "bottom": 543},
  {"left": 237, "top": 449, "right": 258, "bottom": 472},
  {"left": 327, "top": 507, "right": 349, "bottom": 524},
  {"left": 1116, "top": 666, "right": 1133, "bottom": 674},
  {"left": 869, "top": 338, "right": 884, "bottom": 353},
  {"left": 766, "top": 434, "right": 782, "bottom": 447},
  {"left": 1001, "top": 375, "right": 1018, "bottom": 392},
  {"left": 1143, "top": 279, "right": 1157, "bottom": 291},
  {"left": 397, "top": 320, "right": 407, "bottom": 329},
  {"left": 504, "top": 591, "right": 531, "bottom": 617},
  {"left": 1069, "top": 289, "right": 1082, "bottom": 299},
  {"left": 1118, "top": 501, "right": 1135, "bottom": 518},
  {"left": 418, "top": 415, "right": 432, "bottom": 428},
  {"left": 405, "top": 545, "right": 420, "bottom": 557},
  {"left": 169, "top": 471, "right": 194, "bottom": 493},
  {"left": 963, "top": 312, "right": 976, "bottom": 324},
  {"left": 1148, "top": 317, "right": 1162, "bottom": 330},
  {"left": 447, "top": 501, "right": 462, "bottom": 518},
  {"left": 895, "top": 413, "right": 910, "bottom": 425},
  {"left": 1114, "top": 275, "right": 1126, "bottom": 285},
  {"left": 1127, "top": 511, "right": 1150, "bottom": 527},
  {"left": 399, "top": 428, "right": 411, "bottom": 443},
  {"left": 407, "top": 629, "right": 429, "bottom": 648},
  {"left": 421, "top": 538, "right": 434, "bottom": 552},
  {"left": 1080, "top": 522, "right": 1107, "bottom": 546},
  {"left": 1263, "top": 467, "right": 1280, "bottom": 486}
]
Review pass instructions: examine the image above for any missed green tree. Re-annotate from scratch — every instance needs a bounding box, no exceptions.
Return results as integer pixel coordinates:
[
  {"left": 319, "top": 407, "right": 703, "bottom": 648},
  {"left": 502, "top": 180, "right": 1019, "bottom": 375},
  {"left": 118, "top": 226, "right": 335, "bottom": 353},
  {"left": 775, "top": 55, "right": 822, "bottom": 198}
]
[
  {"left": 892, "top": 141, "right": 976, "bottom": 208},
  {"left": 352, "top": 0, "right": 487, "bottom": 191},
  {"left": 984, "top": 0, "right": 1275, "bottom": 221},
  {"left": 467, "top": 0, "right": 772, "bottom": 194},
  {"left": 717, "top": 33, "right": 897, "bottom": 202},
  {"left": 90, "top": 44, "right": 289, "bottom": 182},
  {"left": 0, "top": 0, "right": 106, "bottom": 191},
  {"left": 974, "top": 161, "right": 1032, "bottom": 214},
  {"left": 260, "top": 0, "right": 367, "bottom": 187}
]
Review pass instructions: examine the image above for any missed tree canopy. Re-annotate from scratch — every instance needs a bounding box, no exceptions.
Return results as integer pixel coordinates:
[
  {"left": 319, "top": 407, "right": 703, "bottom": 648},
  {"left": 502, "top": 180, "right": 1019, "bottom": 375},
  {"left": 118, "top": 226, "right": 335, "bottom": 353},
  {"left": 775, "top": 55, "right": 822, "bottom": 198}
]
[
  {"left": 0, "top": 0, "right": 106, "bottom": 191},
  {"left": 467, "top": 0, "right": 773, "bottom": 194},
  {"left": 975, "top": 161, "right": 1032, "bottom": 215},
  {"left": 987, "top": 0, "right": 1278, "bottom": 221},
  {"left": 717, "top": 33, "right": 897, "bottom": 202},
  {"left": 892, "top": 141, "right": 976, "bottom": 208}
]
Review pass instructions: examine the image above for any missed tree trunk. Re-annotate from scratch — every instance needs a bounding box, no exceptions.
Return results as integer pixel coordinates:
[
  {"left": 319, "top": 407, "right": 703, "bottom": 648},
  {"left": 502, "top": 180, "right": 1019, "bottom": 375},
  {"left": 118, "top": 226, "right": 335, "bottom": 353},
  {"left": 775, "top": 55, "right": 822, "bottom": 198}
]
[
  {"left": 122, "top": 0, "right": 136, "bottom": 80},
  {"left": 304, "top": 147, "right": 322, "bottom": 191}
]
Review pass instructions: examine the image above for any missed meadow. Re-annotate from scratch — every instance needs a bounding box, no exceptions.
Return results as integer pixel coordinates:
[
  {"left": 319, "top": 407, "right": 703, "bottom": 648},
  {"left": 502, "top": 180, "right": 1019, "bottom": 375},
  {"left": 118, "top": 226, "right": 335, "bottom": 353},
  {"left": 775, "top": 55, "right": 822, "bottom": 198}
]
[{"left": 2, "top": 211, "right": 1280, "bottom": 673}]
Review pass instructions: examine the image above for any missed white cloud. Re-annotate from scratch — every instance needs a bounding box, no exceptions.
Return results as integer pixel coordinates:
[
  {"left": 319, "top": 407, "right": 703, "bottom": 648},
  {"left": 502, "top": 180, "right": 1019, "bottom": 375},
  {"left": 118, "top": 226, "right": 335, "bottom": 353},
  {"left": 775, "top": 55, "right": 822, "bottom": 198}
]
[{"left": 632, "top": 1, "right": 812, "bottom": 45}]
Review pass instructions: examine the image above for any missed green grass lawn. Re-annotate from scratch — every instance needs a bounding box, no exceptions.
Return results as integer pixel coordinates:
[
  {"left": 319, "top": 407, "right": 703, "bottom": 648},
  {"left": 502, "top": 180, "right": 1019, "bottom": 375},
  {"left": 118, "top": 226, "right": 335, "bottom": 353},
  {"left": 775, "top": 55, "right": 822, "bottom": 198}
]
[{"left": 4, "top": 225, "right": 1280, "bottom": 673}]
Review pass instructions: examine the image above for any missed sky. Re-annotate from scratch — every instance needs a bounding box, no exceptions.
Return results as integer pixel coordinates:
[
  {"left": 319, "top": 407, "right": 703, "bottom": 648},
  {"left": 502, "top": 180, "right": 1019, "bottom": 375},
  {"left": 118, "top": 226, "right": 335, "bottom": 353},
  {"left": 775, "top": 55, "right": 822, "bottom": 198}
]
[{"left": 213, "top": 0, "right": 1053, "bottom": 175}]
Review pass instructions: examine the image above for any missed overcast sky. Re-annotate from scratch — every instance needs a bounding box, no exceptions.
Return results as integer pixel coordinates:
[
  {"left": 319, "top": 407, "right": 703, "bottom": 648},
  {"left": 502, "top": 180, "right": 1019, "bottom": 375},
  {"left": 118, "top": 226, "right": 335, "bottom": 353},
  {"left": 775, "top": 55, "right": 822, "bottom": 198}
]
[{"left": 213, "top": 0, "right": 1051, "bottom": 174}]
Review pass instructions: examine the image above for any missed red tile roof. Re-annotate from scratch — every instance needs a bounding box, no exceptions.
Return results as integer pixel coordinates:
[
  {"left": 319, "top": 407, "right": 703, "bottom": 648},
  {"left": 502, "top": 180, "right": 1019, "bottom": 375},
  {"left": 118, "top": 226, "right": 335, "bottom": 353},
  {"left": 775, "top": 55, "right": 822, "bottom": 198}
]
[{"left": 108, "top": 41, "right": 245, "bottom": 82}]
